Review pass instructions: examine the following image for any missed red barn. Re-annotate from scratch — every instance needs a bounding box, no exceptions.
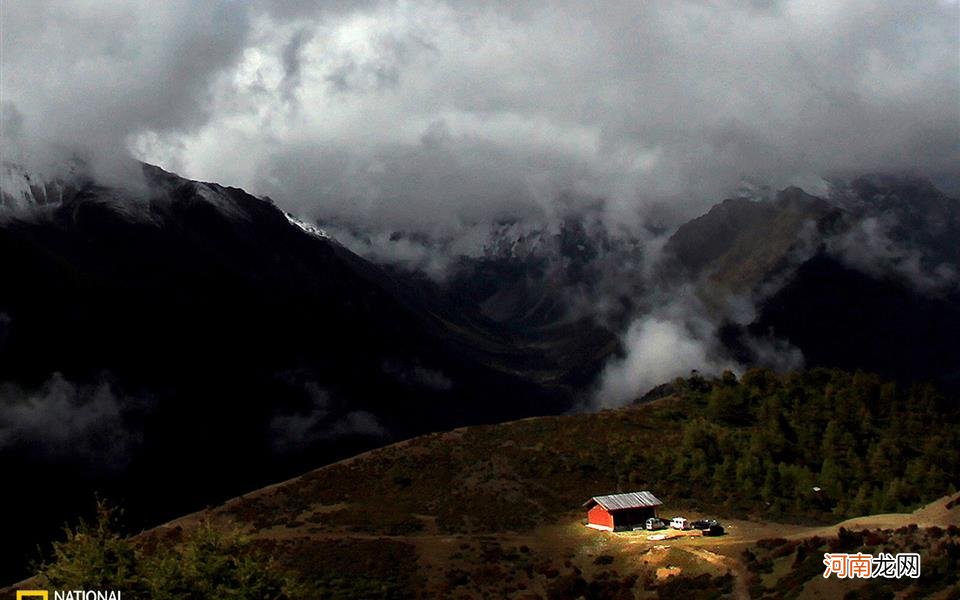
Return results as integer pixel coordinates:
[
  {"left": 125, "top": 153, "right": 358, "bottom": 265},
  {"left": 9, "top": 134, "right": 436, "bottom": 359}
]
[{"left": 583, "top": 491, "right": 663, "bottom": 531}]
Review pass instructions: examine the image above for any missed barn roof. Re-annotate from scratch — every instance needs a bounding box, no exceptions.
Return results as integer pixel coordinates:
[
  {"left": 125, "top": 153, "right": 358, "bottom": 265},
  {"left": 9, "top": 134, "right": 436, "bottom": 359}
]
[{"left": 583, "top": 491, "right": 663, "bottom": 511}]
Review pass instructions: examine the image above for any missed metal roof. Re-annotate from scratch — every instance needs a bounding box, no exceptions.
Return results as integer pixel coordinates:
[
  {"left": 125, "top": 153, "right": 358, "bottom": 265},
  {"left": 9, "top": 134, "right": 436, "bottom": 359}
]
[{"left": 583, "top": 491, "right": 663, "bottom": 511}]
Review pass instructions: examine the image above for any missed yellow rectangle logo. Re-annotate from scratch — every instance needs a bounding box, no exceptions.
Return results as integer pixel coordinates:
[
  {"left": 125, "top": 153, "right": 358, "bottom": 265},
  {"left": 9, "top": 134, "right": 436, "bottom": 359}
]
[{"left": 16, "top": 592, "right": 48, "bottom": 600}]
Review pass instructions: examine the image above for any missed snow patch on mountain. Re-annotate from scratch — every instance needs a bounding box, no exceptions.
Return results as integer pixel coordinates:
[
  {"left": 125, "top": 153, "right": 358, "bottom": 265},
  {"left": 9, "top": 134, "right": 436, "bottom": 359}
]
[
  {"left": 0, "top": 163, "right": 35, "bottom": 209},
  {"left": 285, "top": 212, "right": 329, "bottom": 239},
  {"left": 1, "top": 161, "right": 85, "bottom": 212},
  {"left": 0, "top": 163, "right": 67, "bottom": 210}
]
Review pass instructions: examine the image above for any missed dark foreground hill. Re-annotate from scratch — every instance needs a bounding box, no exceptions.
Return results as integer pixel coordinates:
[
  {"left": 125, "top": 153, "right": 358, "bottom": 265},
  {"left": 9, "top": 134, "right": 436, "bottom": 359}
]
[{"left": 10, "top": 369, "right": 959, "bottom": 597}]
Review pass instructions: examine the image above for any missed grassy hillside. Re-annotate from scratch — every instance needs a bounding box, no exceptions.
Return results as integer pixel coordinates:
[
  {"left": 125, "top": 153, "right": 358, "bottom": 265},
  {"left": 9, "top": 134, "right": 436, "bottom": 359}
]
[
  {"left": 13, "top": 368, "right": 960, "bottom": 598},
  {"left": 222, "top": 368, "right": 960, "bottom": 535}
]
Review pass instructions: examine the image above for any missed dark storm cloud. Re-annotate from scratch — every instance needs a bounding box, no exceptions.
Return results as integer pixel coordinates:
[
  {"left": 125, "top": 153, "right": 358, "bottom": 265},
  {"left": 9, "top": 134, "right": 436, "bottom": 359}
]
[
  {"left": 279, "top": 27, "right": 314, "bottom": 103},
  {"left": 826, "top": 213, "right": 959, "bottom": 293},
  {"left": 1, "top": 1, "right": 252, "bottom": 182},
  {"left": 269, "top": 383, "right": 388, "bottom": 454},
  {"left": 382, "top": 359, "right": 454, "bottom": 391},
  {"left": 3, "top": 0, "right": 957, "bottom": 227},
  {"left": 0, "top": 373, "right": 150, "bottom": 470}
]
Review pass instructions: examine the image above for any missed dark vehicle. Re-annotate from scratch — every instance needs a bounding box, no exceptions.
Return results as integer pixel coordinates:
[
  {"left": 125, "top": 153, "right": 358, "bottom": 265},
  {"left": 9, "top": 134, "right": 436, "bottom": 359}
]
[
  {"left": 690, "top": 519, "right": 716, "bottom": 529},
  {"left": 691, "top": 519, "right": 718, "bottom": 530},
  {"left": 645, "top": 517, "right": 668, "bottom": 530},
  {"left": 703, "top": 524, "right": 725, "bottom": 536}
]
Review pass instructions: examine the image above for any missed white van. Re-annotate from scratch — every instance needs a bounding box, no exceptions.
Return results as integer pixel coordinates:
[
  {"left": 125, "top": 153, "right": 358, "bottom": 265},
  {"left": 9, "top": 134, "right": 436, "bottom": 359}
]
[{"left": 670, "top": 517, "right": 688, "bottom": 530}]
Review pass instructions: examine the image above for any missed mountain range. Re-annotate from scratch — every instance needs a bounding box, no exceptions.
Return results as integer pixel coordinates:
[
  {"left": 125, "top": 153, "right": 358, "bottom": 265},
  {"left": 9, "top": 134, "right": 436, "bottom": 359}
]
[{"left": 1, "top": 161, "right": 958, "bottom": 583}]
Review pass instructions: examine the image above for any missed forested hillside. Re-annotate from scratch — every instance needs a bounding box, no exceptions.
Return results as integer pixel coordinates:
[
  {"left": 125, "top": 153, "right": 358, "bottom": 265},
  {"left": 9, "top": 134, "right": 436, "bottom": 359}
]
[{"left": 660, "top": 369, "right": 959, "bottom": 522}]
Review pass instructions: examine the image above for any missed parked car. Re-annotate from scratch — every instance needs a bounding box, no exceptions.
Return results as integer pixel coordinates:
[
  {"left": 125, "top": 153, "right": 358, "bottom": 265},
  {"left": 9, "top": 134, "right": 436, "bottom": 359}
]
[
  {"left": 703, "top": 524, "right": 725, "bottom": 536},
  {"left": 690, "top": 519, "right": 710, "bottom": 529},
  {"left": 690, "top": 519, "right": 718, "bottom": 530},
  {"left": 670, "top": 517, "right": 689, "bottom": 530},
  {"left": 645, "top": 517, "right": 668, "bottom": 530}
]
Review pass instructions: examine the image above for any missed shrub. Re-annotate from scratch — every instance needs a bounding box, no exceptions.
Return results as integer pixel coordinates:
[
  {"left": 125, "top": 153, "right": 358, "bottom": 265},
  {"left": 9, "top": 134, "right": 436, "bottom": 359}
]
[
  {"left": 36, "top": 500, "right": 298, "bottom": 599},
  {"left": 37, "top": 501, "right": 142, "bottom": 594}
]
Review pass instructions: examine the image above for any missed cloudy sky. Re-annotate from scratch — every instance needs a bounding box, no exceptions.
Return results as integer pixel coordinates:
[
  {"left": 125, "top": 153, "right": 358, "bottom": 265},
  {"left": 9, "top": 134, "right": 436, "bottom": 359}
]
[{"left": 2, "top": 0, "right": 958, "bottom": 233}]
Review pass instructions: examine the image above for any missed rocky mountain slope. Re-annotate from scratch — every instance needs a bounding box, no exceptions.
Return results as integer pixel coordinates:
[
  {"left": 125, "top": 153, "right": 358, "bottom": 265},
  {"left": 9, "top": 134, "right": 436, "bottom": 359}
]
[
  {"left": 0, "top": 162, "right": 610, "bottom": 582},
  {"left": 664, "top": 176, "right": 960, "bottom": 387}
]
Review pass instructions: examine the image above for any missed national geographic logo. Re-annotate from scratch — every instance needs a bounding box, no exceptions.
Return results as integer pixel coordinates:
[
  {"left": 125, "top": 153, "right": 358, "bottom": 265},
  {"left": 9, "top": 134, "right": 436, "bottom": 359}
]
[{"left": 17, "top": 592, "right": 121, "bottom": 600}]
